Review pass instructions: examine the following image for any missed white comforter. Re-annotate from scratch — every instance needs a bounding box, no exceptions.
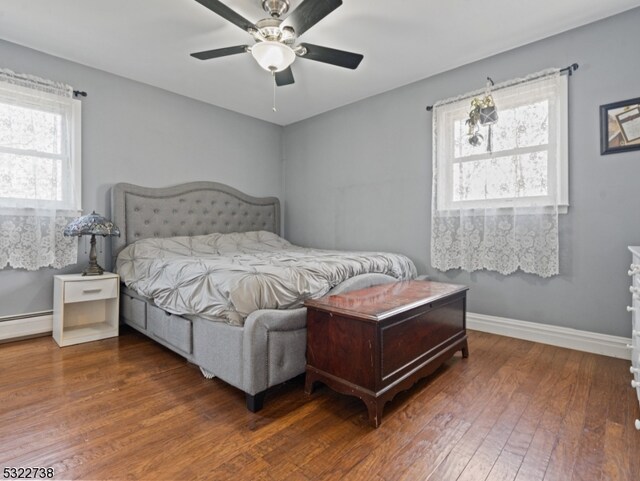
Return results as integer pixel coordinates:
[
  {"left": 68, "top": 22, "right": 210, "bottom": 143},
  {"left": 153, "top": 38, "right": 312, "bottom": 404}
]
[{"left": 116, "top": 231, "right": 416, "bottom": 325}]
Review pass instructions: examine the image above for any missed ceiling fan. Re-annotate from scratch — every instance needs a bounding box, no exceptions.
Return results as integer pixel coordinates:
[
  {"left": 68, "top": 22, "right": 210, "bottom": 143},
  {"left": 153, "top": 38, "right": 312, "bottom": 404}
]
[{"left": 190, "top": 0, "right": 364, "bottom": 87}]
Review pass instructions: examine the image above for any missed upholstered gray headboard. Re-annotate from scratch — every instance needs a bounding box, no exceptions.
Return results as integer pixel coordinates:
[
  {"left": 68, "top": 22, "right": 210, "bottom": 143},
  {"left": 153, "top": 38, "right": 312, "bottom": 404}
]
[{"left": 110, "top": 182, "right": 280, "bottom": 259}]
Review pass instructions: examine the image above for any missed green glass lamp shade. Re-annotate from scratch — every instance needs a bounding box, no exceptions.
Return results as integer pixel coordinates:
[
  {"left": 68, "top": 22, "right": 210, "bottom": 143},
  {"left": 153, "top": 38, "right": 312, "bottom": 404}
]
[{"left": 63, "top": 211, "right": 120, "bottom": 276}]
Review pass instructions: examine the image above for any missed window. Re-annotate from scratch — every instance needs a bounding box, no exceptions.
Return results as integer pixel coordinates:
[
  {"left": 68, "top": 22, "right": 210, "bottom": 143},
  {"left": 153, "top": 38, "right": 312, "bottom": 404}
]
[
  {"left": 0, "top": 69, "right": 81, "bottom": 271},
  {"left": 433, "top": 72, "right": 568, "bottom": 212},
  {"left": 0, "top": 81, "right": 81, "bottom": 212},
  {"left": 431, "top": 69, "right": 569, "bottom": 278}
]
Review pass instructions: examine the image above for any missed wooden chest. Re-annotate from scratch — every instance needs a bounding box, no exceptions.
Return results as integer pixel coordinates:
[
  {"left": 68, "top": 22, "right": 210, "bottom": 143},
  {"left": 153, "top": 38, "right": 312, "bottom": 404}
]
[{"left": 304, "top": 280, "right": 468, "bottom": 427}]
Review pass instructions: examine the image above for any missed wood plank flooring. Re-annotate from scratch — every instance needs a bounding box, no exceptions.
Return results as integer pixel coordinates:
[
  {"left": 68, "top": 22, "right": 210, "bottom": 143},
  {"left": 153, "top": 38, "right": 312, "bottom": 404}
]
[{"left": 0, "top": 328, "right": 638, "bottom": 480}]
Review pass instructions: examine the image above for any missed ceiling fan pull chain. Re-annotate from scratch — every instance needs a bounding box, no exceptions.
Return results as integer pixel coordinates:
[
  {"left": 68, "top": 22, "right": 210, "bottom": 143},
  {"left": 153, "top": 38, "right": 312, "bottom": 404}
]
[{"left": 272, "top": 70, "right": 277, "bottom": 112}]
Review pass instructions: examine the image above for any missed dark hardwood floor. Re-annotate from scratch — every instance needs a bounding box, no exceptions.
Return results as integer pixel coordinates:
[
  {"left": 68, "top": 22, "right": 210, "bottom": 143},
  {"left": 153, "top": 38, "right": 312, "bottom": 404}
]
[{"left": 0, "top": 328, "right": 637, "bottom": 480}]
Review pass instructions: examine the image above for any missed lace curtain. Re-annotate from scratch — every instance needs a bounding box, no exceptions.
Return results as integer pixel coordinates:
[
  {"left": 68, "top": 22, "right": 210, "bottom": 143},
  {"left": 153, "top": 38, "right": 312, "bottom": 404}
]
[
  {"left": 431, "top": 69, "right": 567, "bottom": 278},
  {"left": 0, "top": 68, "right": 80, "bottom": 270}
]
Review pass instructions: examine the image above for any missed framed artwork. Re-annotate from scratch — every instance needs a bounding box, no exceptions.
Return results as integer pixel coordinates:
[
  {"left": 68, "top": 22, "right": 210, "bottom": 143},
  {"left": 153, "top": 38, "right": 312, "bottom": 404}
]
[{"left": 600, "top": 97, "right": 640, "bottom": 155}]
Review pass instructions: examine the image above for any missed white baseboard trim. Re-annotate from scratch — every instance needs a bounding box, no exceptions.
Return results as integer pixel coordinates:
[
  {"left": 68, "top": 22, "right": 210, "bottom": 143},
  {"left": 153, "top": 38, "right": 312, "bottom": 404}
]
[
  {"left": 0, "top": 314, "right": 53, "bottom": 341},
  {"left": 0, "top": 310, "right": 631, "bottom": 359},
  {"left": 467, "top": 312, "right": 632, "bottom": 360}
]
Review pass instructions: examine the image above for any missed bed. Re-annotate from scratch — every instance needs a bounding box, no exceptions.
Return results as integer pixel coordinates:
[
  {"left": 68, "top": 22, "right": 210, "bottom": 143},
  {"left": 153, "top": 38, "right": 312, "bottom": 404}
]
[{"left": 111, "top": 181, "right": 416, "bottom": 411}]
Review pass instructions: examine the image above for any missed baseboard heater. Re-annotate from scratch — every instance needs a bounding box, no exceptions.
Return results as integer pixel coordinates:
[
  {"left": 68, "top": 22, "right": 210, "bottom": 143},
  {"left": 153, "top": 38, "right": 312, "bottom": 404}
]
[
  {"left": 0, "top": 311, "right": 53, "bottom": 341},
  {"left": 0, "top": 311, "right": 53, "bottom": 322}
]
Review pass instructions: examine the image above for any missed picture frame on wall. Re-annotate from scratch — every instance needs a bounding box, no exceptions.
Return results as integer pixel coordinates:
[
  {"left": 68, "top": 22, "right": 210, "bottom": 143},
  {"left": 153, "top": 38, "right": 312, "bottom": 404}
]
[{"left": 600, "top": 97, "right": 640, "bottom": 155}]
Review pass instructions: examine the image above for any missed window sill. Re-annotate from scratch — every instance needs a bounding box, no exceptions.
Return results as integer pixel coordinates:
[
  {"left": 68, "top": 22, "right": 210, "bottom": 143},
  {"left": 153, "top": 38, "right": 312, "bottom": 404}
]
[
  {"left": 0, "top": 207, "right": 81, "bottom": 216},
  {"left": 435, "top": 205, "right": 569, "bottom": 215}
]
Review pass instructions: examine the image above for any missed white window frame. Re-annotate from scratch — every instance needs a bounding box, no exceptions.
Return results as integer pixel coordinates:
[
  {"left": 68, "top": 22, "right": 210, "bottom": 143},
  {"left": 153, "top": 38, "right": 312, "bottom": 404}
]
[
  {"left": 0, "top": 82, "right": 82, "bottom": 213},
  {"left": 434, "top": 73, "right": 568, "bottom": 214}
]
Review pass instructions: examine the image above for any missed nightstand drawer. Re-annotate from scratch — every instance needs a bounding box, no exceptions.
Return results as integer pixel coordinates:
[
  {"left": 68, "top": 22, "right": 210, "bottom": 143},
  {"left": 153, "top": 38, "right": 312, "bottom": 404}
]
[{"left": 64, "top": 278, "right": 118, "bottom": 303}]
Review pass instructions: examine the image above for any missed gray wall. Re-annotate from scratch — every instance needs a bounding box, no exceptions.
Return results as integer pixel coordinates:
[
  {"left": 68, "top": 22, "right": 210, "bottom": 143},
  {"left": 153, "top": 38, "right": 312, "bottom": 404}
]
[
  {"left": 3, "top": 9, "right": 640, "bottom": 338},
  {"left": 0, "top": 40, "right": 283, "bottom": 317},
  {"left": 283, "top": 8, "right": 640, "bottom": 338}
]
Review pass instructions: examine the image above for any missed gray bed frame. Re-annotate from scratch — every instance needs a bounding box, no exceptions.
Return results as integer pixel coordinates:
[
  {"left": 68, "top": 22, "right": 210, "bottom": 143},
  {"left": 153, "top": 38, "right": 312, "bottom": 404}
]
[{"left": 111, "top": 181, "right": 397, "bottom": 412}]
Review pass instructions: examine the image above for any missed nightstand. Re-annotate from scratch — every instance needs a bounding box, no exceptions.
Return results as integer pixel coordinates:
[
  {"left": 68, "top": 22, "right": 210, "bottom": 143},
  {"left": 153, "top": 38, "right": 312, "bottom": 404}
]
[{"left": 52, "top": 273, "right": 120, "bottom": 347}]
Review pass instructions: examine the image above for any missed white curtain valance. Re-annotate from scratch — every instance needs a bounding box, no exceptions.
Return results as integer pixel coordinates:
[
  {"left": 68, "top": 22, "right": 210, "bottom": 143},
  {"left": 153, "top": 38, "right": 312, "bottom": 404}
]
[
  {"left": 0, "top": 68, "right": 73, "bottom": 98},
  {"left": 432, "top": 68, "right": 561, "bottom": 109}
]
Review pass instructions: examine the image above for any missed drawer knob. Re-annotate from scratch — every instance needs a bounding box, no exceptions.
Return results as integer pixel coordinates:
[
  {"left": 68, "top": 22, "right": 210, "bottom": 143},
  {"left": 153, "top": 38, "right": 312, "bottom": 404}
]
[
  {"left": 636, "top": 419, "right": 640, "bottom": 431},
  {"left": 632, "top": 380, "right": 640, "bottom": 389},
  {"left": 630, "top": 286, "right": 640, "bottom": 294},
  {"left": 627, "top": 306, "right": 637, "bottom": 312},
  {"left": 633, "top": 330, "right": 640, "bottom": 338},
  {"left": 631, "top": 366, "right": 640, "bottom": 374},
  {"left": 82, "top": 288, "right": 103, "bottom": 294}
]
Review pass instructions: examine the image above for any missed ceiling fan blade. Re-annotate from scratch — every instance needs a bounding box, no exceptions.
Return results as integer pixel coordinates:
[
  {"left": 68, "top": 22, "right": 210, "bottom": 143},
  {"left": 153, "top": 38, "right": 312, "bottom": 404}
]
[
  {"left": 275, "top": 67, "right": 295, "bottom": 86},
  {"left": 284, "top": 0, "right": 342, "bottom": 37},
  {"left": 298, "top": 43, "right": 363, "bottom": 70},
  {"left": 194, "top": 0, "right": 256, "bottom": 32},
  {"left": 190, "top": 45, "right": 248, "bottom": 60}
]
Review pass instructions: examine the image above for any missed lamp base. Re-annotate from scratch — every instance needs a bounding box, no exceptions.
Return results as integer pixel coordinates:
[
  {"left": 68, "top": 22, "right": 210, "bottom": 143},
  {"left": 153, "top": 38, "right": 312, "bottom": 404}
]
[
  {"left": 82, "top": 234, "right": 105, "bottom": 276},
  {"left": 82, "top": 264, "right": 105, "bottom": 276}
]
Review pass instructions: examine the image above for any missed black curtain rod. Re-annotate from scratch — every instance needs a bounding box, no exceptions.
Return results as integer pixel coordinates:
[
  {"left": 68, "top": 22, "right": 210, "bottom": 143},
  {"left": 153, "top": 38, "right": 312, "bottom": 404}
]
[
  {"left": 561, "top": 63, "right": 579, "bottom": 75},
  {"left": 0, "top": 73, "right": 88, "bottom": 98},
  {"left": 425, "top": 63, "right": 579, "bottom": 111},
  {"left": 0, "top": 70, "right": 87, "bottom": 97}
]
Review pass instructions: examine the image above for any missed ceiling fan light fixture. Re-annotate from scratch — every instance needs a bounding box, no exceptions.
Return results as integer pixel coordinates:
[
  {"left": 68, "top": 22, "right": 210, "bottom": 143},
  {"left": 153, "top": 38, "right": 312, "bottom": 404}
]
[{"left": 251, "top": 41, "right": 295, "bottom": 72}]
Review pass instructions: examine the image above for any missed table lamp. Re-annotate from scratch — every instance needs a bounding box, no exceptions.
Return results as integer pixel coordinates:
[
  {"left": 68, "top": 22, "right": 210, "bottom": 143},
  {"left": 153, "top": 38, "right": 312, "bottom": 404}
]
[{"left": 64, "top": 211, "right": 120, "bottom": 276}]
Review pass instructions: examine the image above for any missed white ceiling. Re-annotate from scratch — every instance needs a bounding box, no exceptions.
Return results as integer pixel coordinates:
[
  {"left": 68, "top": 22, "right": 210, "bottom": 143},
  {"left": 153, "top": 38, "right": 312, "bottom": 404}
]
[{"left": 1, "top": 0, "right": 638, "bottom": 125}]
